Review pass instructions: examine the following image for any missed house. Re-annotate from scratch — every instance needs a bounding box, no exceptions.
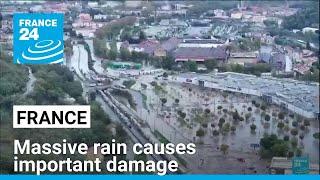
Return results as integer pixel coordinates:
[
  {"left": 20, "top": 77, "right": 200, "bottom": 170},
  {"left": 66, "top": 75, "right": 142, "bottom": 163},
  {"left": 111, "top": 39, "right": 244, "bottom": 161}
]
[
  {"left": 230, "top": 11, "right": 243, "bottom": 19},
  {"left": 251, "top": 15, "right": 267, "bottom": 23},
  {"left": 88, "top": 1, "right": 99, "bottom": 8},
  {"left": 72, "top": 13, "right": 93, "bottom": 28},
  {"left": 135, "top": 39, "right": 160, "bottom": 55},
  {"left": 229, "top": 52, "right": 258, "bottom": 65},
  {"left": 271, "top": 53, "right": 293, "bottom": 73},
  {"left": 154, "top": 47, "right": 166, "bottom": 57},
  {"left": 258, "top": 45, "right": 273, "bottom": 63},
  {"left": 302, "top": 27, "right": 319, "bottom": 34},
  {"left": 174, "top": 46, "right": 229, "bottom": 62},
  {"left": 161, "top": 37, "right": 182, "bottom": 52},
  {"left": 178, "top": 39, "right": 226, "bottom": 48},
  {"left": 213, "top": 9, "right": 226, "bottom": 18}
]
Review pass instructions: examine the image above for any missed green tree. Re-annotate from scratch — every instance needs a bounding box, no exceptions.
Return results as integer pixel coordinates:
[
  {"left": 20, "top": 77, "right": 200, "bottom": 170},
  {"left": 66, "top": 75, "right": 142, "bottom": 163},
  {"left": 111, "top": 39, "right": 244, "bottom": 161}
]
[
  {"left": 250, "top": 124, "right": 257, "bottom": 132},
  {"left": 161, "top": 98, "right": 167, "bottom": 106},
  {"left": 212, "top": 130, "right": 219, "bottom": 136},
  {"left": 290, "top": 129, "right": 299, "bottom": 136},
  {"left": 277, "top": 122, "right": 285, "bottom": 129},
  {"left": 196, "top": 128, "right": 205, "bottom": 137},
  {"left": 313, "top": 132, "right": 320, "bottom": 139},
  {"left": 185, "top": 61, "right": 198, "bottom": 72},
  {"left": 204, "top": 59, "right": 218, "bottom": 70},
  {"left": 161, "top": 56, "right": 175, "bottom": 70},
  {"left": 265, "top": 114, "right": 271, "bottom": 122},
  {"left": 231, "top": 126, "right": 236, "bottom": 133},
  {"left": 120, "top": 48, "right": 131, "bottom": 61},
  {"left": 220, "top": 144, "right": 229, "bottom": 155}
]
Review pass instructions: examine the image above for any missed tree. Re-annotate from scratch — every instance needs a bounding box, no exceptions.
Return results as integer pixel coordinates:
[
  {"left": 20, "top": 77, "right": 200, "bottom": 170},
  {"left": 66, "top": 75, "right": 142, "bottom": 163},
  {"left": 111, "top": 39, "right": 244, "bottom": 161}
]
[
  {"left": 202, "top": 123, "right": 208, "bottom": 128},
  {"left": 175, "top": 98, "right": 180, "bottom": 104},
  {"left": 196, "top": 128, "right": 205, "bottom": 137},
  {"left": 205, "top": 108, "right": 211, "bottom": 114},
  {"left": 218, "top": 118, "right": 225, "bottom": 127},
  {"left": 291, "top": 139, "right": 298, "bottom": 148},
  {"left": 247, "top": 107, "right": 252, "bottom": 112},
  {"left": 108, "top": 49, "right": 117, "bottom": 60},
  {"left": 263, "top": 20, "right": 278, "bottom": 27},
  {"left": 299, "top": 134, "right": 304, "bottom": 140},
  {"left": 212, "top": 130, "right": 219, "bottom": 136},
  {"left": 271, "top": 143, "right": 289, "bottom": 157},
  {"left": 303, "top": 120, "right": 310, "bottom": 127},
  {"left": 93, "top": 38, "right": 108, "bottom": 58},
  {"left": 277, "top": 122, "right": 285, "bottom": 129},
  {"left": 139, "top": 30, "right": 146, "bottom": 40},
  {"left": 292, "top": 121, "right": 298, "bottom": 127},
  {"left": 313, "top": 132, "right": 320, "bottom": 139},
  {"left": 230, "top": 126, "right": 236, "bottom": 133},
  {"left": 161, "top": 56, "right": 175, "bottom": 70},
  {"left": 278, "top": 112, "right": 285, "bottom": 120},
  {"left": 232, "top": 110, "right": 241, "bottom": 121},
  {"left": 120, "top": 48, "right": 131, "bottom": 61},
  {"left": 222, "top": 122, "right": 231, "bottom": 134},
  {"left": 204, "top": 59, "right": 218, "bottom": 70},
  {"left": 296, "top": 149, "right": 302, "bottom": 157},
  {"left": 282, "top": 6, "right": 319, "bottom": 30},
  {"left": 160, "top": 98, "right": 167, "bottom": 106},
  {"left": 250, "top": 124, "right": 257, "bottom": 132},
  {"left": 265, "top": 114, "right": 271, "bottom": 122},
  {"left": 185, "top": 61, "right": 198, "bottom": 72},
  {"left": 89, "top": 91, "right": 96, "bottom": 101},
  {"left": 245, "top": 113, "right": 251, "bottom": 121},
  {"left": 259, "top": 134, "right": 289, "bottom": 159},
  {"left": 290, "top": 129, "right": 298, "bottom": 136},
  {"left": 220, "top": 144, "right": 229, "bottom": 155}
]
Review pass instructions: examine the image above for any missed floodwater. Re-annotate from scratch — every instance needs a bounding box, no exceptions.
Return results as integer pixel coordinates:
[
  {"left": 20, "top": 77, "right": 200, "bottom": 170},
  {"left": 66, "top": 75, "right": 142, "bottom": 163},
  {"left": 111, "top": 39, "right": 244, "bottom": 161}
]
[{"left": 128, "top": 75, "right": 319, "bottom": 168}]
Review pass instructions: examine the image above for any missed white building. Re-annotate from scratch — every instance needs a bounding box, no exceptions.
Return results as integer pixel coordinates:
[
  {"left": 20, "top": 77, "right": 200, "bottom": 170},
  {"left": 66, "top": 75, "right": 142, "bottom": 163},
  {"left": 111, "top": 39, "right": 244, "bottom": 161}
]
[
  {"left": 302, "top": 27, "right": 319, "bottom": 34},
  {"left": 230, "top": 12, "right": 242, "bottom": 19}
]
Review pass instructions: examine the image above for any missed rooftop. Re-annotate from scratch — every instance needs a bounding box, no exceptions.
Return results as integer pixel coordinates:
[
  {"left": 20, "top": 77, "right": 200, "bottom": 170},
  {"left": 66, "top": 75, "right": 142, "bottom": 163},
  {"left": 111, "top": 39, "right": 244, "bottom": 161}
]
[{"left": 177, "top": 72, "right": 319, "bottom": 115}]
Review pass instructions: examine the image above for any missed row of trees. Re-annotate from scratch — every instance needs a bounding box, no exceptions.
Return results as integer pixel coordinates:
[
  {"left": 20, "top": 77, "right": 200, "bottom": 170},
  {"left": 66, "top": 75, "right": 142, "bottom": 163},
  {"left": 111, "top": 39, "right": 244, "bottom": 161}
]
[
  {"left": 93, "top": 16, "right": 137, "bottom": 59},
  {"left": 282, "top": 6, "right": 319, "bottom": 30},
  {"left": 203, "top": 60, "right": 271, "bottom": 76}
]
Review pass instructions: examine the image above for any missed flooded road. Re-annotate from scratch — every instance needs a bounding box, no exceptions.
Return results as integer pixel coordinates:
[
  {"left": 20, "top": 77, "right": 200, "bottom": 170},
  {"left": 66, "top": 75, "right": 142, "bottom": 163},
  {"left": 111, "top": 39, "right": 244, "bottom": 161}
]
[{"left": 122, "top": 74, "right": 320, "bottom": 173}]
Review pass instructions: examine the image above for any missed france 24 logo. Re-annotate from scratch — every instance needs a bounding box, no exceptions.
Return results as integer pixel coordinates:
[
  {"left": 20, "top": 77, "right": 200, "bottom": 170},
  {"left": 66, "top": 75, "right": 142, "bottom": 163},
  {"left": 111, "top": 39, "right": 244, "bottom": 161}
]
[{"left": 13, "top": 13, "right": 64, "bottom": 64}]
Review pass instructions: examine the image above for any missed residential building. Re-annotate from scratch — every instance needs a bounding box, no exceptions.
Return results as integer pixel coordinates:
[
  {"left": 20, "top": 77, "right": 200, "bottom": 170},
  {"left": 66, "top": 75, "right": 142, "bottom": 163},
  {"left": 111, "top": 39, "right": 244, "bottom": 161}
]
[
  {"left": 271, "top": 53, "right": 293, "bottom": 73},
  {"left": 229, "top": 52, "right": 258, "bottom": 65},
  {"left": 302, "top": 27, "right": 319, "bottom": 34},
  {"left": 174, "top": 46, "right": 229, "bottom": 62},
  {"left": 230, "top": 11, "right": 243, "bottom": 19},
  {"left": 258, "top": 45, "right": 273, "bottom": 63},
  {"left": 178, "top": 39, "right": 226, "bottom": 48}
]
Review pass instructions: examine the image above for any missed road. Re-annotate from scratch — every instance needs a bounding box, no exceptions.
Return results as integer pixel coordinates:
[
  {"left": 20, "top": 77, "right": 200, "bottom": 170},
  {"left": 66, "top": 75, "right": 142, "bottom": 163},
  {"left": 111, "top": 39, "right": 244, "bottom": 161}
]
[{"left": 67, "top": 40, "right": 186, "bottom": 173}]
